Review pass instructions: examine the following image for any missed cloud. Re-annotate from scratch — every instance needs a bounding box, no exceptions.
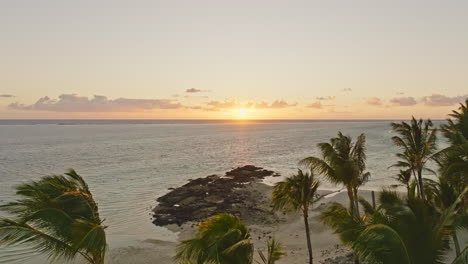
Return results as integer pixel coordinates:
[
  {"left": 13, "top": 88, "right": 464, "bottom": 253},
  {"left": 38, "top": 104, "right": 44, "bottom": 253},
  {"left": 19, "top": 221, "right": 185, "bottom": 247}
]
[
  {"left": 183, "top": 95, "right": 209, "bottom": 99},
  {"left": 421, "top": 94, "right": 467, "bottom": 107},
  {"left": 315, "top": 96, "right": 336, "bottom": 101},
  {"left": 205, "top": 99, "right": 296, "bottom": 110},
  {"left": 389, "top": 97, "right": 417, "bottom": 106},
  {"left": 185, "top": 88, "right": 209, "bottom": 93},
  {"left": 366, "top": 97, "right": 383, "bottom": 106},
  {"left": 8, "top": 94, "right": 182, "bottom": 112},
  {"left": 263, "top": 100, "right": 297, "bottom": 109},
  {"left": 206, "top": 100, "right": 239, "bottom": 109},
  {"left": 306, "top": 101, "right": 323, "bottom": 109},
  {"left": 186, "top": 88, "right": 201, "bottom": 93},
  {"left": 0, "top": 94, "right": 14, "bottom": 98},
  {"left": 342, "top": 88, "right": 352, "bottom": 92}
]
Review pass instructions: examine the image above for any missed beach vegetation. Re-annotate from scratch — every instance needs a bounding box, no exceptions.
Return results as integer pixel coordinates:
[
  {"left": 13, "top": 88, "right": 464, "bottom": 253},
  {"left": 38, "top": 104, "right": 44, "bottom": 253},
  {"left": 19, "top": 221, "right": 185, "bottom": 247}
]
[{"left": 0, "top": 170, "right": 107, "bottom": 264}]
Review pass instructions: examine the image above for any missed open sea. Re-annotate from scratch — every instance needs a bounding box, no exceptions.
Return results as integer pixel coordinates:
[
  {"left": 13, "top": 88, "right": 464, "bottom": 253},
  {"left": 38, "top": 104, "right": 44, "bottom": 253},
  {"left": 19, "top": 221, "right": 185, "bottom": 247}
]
[{"left": 0, "top": 120, "right": 444, "bottom": 263}]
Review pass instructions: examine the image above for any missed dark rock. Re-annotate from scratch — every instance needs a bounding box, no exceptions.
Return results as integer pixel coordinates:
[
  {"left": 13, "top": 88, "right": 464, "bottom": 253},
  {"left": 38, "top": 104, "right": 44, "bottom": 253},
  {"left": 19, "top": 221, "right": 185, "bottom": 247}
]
[{"left": 152, "top": 165, "right": 276, "bottom": 226}]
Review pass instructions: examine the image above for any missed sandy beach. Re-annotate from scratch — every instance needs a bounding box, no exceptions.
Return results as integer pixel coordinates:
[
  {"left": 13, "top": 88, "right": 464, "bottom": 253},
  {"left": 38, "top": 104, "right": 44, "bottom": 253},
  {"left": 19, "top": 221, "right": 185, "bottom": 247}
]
[
  {"left": 106, "top": 181, "right": 369, "bottom": 264},
  {"left": 106, "top": 179, "right": 467, "bottom": 264}
]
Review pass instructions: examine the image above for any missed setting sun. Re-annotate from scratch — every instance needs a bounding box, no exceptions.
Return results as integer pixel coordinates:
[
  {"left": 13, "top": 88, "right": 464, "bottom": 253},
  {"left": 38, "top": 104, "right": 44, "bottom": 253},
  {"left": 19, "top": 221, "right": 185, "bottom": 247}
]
[{"left": 233, "top": 108, "right": 251, "bottom": 119}]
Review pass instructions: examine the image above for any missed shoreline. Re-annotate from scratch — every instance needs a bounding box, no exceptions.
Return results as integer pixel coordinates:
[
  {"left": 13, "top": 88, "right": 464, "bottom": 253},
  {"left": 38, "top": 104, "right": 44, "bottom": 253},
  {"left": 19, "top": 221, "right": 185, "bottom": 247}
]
[
  {"left": 109, "top": 165, "right": 465, "bottom": 264},
  {"left": 108, "top": 182, "right": 364, "bottom": 263},
  {"left": 118, "top": 165, "right": 371, "bottom": 264}
]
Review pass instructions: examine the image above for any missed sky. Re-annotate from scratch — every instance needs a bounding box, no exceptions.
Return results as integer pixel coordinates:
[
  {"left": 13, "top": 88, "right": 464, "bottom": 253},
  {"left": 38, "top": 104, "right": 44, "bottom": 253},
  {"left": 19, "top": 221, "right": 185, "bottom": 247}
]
[{"left": 0, "top": 0, "right": 467, "bottom": 120}]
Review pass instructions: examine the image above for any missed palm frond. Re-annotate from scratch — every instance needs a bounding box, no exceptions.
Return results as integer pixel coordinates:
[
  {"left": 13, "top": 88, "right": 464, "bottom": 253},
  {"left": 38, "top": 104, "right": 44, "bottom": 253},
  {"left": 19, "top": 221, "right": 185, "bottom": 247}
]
[{"left": 353, "top": 224, "right": 411, "bottom": 264}]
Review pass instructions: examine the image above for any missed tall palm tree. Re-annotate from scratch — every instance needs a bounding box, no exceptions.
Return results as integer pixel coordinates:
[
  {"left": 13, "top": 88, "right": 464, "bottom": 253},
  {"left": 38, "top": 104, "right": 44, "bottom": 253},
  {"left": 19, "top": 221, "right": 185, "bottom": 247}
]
[
  {"left": 433, "top": 99, "right": 468, "bottom": 256},
  {"left": 391, "top": 117, "right": 437, "bottom": 200},
  {"left": 320, "top": 188, "right": 467, "bottom": 264},
  {"left": 257, "top": 238, "right": 286, "bottom": 264},
  {"left": 174, "top": 213, "right": 254, "bottom": 264},
  {"left": 440, "top": 98, "right": 468, "bottom": 145},
  {"left": 0, "top": 169, "right": 107, "bottom": 264},
  {"left": 300, "top": 132, "right": 369, "bottom": 217},
  {"left": 272, "top": 169, "right": 320, "bottom": 264},
  {"left": 436, "top": 99, "right": 468, "bottom": 193}
]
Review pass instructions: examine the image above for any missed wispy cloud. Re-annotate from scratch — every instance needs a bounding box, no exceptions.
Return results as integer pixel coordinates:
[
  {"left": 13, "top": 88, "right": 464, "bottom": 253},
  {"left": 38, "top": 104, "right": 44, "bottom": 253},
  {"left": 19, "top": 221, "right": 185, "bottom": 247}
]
[
  {"left": 389, "top": 96, "right": 417, "bottom": 106},
  {"left": 259, "top": 100, "right": 297, "bottom": 109},
  {"left": 306, "top": 101, "right": 323, "bottom": 109},
  {"left": 184, "top": 95, "right": 209, "bottom": 99},
  {"left": 185, "top": 88, "right": 202, "bottom": 93},
  {"left": 342, "top": 88, "right": 352, "bottom": 92},
  {"left": 366, "top": 97, "right": 383, "bottom": 106},
  {"left": 0, "top": 94, "right": 14, "bottom": 98},
  {"left": 9, "top": 94, "right": 182, "bottom": 112},
  {"left": 421, "top": 94, "right": 467, "bottom": 107},
  {"left": 205, "top": 99, "right": 296, "bottom": 110},
  {"left": 315, "top": 96, "right": 336, "bottom": 101}
]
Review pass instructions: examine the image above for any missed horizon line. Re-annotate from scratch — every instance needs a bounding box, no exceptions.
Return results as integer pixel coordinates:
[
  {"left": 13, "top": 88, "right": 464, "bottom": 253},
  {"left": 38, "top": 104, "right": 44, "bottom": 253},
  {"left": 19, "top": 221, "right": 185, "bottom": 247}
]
[{"left": 0, "top": 118, "right": 447, "bottom": 121}]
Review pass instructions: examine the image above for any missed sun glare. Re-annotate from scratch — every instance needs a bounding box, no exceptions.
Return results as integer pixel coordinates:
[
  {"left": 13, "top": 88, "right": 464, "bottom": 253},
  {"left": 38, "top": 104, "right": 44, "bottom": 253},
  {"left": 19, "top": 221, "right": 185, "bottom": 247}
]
[{"left": 234, "top": 108, "right": 250, "bottom": 119}]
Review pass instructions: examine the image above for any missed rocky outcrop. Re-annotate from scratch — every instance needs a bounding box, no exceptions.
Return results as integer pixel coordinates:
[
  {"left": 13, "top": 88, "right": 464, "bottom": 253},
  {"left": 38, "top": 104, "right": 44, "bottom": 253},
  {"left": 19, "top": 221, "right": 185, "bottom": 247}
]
[{"left": 152, "top": 165, "right": 278, "bottom": 226}]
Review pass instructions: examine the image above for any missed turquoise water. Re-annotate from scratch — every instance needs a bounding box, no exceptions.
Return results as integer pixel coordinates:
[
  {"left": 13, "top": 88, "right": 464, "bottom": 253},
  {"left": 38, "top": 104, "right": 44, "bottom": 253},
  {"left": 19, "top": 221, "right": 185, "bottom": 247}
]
[{"left": 0, "top": 120, "right": 443, "bottom": 263}]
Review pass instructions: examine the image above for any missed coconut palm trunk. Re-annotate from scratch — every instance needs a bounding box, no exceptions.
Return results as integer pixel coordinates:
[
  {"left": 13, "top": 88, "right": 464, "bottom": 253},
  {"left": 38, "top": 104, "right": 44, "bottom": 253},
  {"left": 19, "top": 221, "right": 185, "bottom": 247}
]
[
  {"left": 353, "top": 187, "right": 360, "bottom": 217},
  {"left": 346, "top": 186, "right": 356, "bottom": 215},
  {"left": 417, "top": 169, "right": 425, "bottom": 200},
  {"left": 303, "top": 209, "right": 314, "bottom": 264}
]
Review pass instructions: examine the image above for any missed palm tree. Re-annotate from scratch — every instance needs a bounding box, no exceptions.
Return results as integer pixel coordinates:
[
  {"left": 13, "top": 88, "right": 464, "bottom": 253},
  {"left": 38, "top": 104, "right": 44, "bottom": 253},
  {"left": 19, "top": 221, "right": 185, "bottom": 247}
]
[
  {"left": 391, "top": 117, "right": 437, "bottom": 200},
  {"left": 440, "top": 98, "right": 468, "bottom": 145},
  {"left": 320, "top": 188, "right": 467, "bottom": 264},
  {"left": 272, "top": 169, "right": 320, "bottom": 264},
  {"left": 435, "top": 143, "right": 468, "bottom": 193},
  {"left": 0, "top": 169, "right": 107, "bottom": 264},
  {"left": 174, "top": 213, "right": 254, "bottom": 264},
  {"left": 392, "top": 169, "right": 413, "bottom": 196},
  {"left": 436, "top": 99, "right": 468, "bottom": 193},
  {"left": 300, "top": 132, "right": 369, "bottom": 217},
  {"left": 424, "top": 178, "right": 467, "bottom": 257},
  {"left": 433, "top": 99, "right": 468, "bottom": 256},
  {"left": 257, "top": 238, "right": 286, "bottom": 264}
]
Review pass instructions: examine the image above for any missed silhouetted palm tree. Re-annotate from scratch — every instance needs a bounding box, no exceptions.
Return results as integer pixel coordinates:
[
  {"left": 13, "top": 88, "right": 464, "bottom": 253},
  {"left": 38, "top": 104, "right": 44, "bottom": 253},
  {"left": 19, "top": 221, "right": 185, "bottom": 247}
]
[
  {"left": 424, "top": 178, "right": 467, "bottom": 257},
  {"left": 436, "top": 99, "right": 468, "bottom": 193},
  {"left": 300, "top": 132, "right": 369, "bottom": 217},
  {"left": 174, "top": 213, "right": 254, "bottom": 264},
  {"left": 0, "top": 170, "right": 107, "bottom": 264},
  {"left": 392, "top": 169, "right": 413, "bottom": 196},
  {"left": 440, "top": 98, "right": 468, "bottom": 145},
  {"left": 433, "top": 99, "right": 468, "bottom": 256},
  {"left": 320, "top": 188, "right": 467, "bottom": 264},
  {"left": 257, "top": 238, "right": 286, "bottom": 264},
  {"left": 391, "top": 117, "right": 437, "bottom": 200},
  {"left": 272, "top": 169, "right": 320, "bottom": 264}
]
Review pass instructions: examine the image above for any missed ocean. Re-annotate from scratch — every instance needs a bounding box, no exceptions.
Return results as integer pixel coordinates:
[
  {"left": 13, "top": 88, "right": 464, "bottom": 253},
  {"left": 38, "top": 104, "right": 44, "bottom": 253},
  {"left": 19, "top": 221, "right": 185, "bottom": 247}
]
[{"left": 0, "top": 120, "right": 444, "bottom": 263}]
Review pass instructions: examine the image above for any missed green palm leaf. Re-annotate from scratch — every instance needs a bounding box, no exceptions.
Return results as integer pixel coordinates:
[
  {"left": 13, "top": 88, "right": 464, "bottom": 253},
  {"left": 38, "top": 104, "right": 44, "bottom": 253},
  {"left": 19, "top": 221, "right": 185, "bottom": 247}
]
[{"left": 0, "top": 170, "right": 106, "bottom": 264}]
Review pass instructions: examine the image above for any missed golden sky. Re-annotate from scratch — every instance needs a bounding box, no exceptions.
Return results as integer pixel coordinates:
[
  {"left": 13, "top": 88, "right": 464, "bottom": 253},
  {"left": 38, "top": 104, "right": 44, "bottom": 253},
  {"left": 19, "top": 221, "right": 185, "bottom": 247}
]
[{"left": 0, "top": 1, "right": 467, "bottom": 119}]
